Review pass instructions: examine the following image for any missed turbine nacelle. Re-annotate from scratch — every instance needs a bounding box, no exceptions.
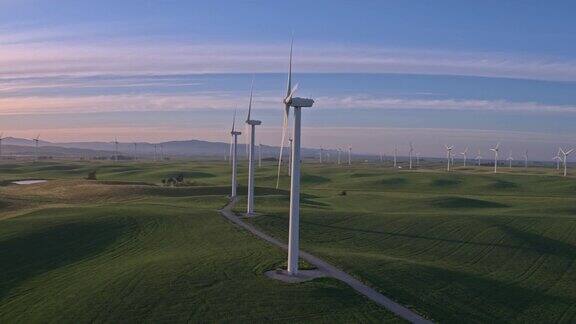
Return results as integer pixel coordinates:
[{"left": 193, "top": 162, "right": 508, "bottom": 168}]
[
  {"left": 289, "top": 97, "right": 314, "bottom": 108},
  {"left": 246, "top": 120, "right": 262, "bottom": 126}
]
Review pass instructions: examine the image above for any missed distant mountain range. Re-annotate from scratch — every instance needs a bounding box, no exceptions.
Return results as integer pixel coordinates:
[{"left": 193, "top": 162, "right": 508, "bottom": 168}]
[{"left": 0, "top": 137, "right": 346, "bottom": 160}]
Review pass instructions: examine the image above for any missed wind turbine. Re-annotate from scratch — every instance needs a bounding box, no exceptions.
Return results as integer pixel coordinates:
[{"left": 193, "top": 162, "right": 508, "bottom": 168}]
[
  {"left": 379, "top": 152, "right": 383, "bottom": 164},
  {"left": 559, "top": 147, "right": 574, "bottom": 177},
  {"left": 319, "top": 147, "right": 323, "bottom": 164},
  {"left": 408, "top": 142, "right": 414, "bottom": 170},
  {"left": 524, "top": 150, "right": 528, "bottom": 168},
  {"left": 112, "top": 137, "right": 119, "bottom": 162},
  {"left": 245, "top": 77, "right": 261, "bottom": 216},
  {"left": 33, "top": 134, "right": 40, "bottom": 162},
  {"left": 416, "top": 152, "right": 420, "bottom": 167},
  {"left": 348, "top": 145, "right": 352, "bottom": 165},
  {"left": 445, "top": 145, "right": 454, "bottom": 171},
  {"left": 160, "top": 144, "right": 165, "bottom": 161},
  {"left": 393, "top": 145, "right": 397, "bottom": 168},
  {"left": 337, "top": 148, "right": 341, "bottom": 165},
  {"left": 476, "top": 149, "right": 482, "bottom": 166},
  {"left": 507, "top": 151, "right": 514, "bottom": 169},
  {"left": 490, "top": 143, "right": 500, "bottom": 173},
  {"left": 461, "top": 147, "right": 469, "bottom": 167},
  {"left": 230, "top": 109, "right": 242, "bottom": 197},
  {"left": 0, "top": 132, "right": 4, "bottom": 159},
  {"left": 258, "top": 143, "right": 262, "bottom": 168},
  {"left": 553, "top": 153, "right": 561, "bottom": 170},
  {"left": 276, "top": 36, "right": 314, "bottom": 276}
]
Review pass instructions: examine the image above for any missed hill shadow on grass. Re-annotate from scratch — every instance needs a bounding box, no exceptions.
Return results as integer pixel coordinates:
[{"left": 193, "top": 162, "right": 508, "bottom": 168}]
[
  {"left": 377, "top": 177, "right": 408, "bottom": 187},
  {"left": 430, "top": 196, "right": 508, "bottom": 209},
  {"left": 430, "top": 178, "right": 462, "bottom": 188},
  {"left": 301, "top": 174, "right": 331, "bottom": 184},
  {"left": 0, "top": 214, "right": 127, "bottom": 300},
  {"left": 379, "top": 259, "right": 576, "bottom": 322},
  {"left": 491, "top": 222, "right": 576, "bottom": 261},
  {"left": 287, "top": 216, "right": 529, "bottom": 252},
  {"left": 488, "top": 180, "right": 519, "bottom": 190}
]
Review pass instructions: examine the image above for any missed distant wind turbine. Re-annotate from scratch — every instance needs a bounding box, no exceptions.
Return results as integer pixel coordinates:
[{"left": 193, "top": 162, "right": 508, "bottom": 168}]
[
  {"left": 348, "top": 145, "right": 352, "bottom": 166},
  {"left": 507, "top": 151, "right": 514, "bottom": 169},
  {"left": 476, "top": 149, "right": 482, "bottom": 166},
  {"left": 490, "top": 143, "right": 500, "bottom": 173},
  {"left": 259, "top": 143, "right": 262, "bottom": 168},
  {"left": 553, "top": 154, "right": 561, "bottom": 170},
  {"left": 33, "top": 134, "right": 40, "bottom": 162},
  {"left": 337, "top": 148, "right": 341, "bottom": 165},
  {"left": 0, "top": 132, "right": 4, "bottom": 159},
  {"left": 445, "top": 145, "right": 454, "bottom": 171},
  {"left": 393, "top": 145, "right": 397, "bottom": 168},
  {"left": 559, "top": 147, "right": 574, "bottom": 177},
  {"left": 409, "top": 142, "right": 414, "bottom": 170},
  {"left": 524, "top": 150, "right": 528, "bottom": 168},
  {"left": 230, "top": 109, "right": 242, "bottom": 197},
  {"left": 461, "top": 147, "right": 469, "bottom": 167}
]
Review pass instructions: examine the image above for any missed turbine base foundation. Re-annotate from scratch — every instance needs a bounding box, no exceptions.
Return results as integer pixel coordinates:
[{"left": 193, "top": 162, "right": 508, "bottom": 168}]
[{"left": 264, "top": 269, "right": 325, "bottom": 283}]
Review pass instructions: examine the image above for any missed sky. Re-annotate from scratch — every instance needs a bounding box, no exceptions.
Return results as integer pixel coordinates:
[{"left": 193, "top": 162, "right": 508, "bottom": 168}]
[{"left": 1, "top": 0, "right": 576, "bottom": 159}]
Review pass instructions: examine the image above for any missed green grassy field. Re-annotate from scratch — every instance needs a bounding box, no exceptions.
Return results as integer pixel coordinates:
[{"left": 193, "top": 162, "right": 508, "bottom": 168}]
[
  {"left": 1, "top": 159, "right": 575, "bottom": 322},
  {"left": 0, "top": 161, "right": 399, "bottom": 323}
]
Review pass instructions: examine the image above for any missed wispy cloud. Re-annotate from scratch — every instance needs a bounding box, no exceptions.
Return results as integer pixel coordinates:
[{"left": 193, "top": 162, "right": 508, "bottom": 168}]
[
  {"left": 1, "top": 91, "right": 575, "bottom": 115},
  {"left": 2, "top": 25, "right": 576, "bottom": 81}
]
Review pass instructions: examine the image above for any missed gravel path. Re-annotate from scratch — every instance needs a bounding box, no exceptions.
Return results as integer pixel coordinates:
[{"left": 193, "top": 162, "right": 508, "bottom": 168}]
[{"left": 219, "top": 198, "right": 432, "bottom": 324}]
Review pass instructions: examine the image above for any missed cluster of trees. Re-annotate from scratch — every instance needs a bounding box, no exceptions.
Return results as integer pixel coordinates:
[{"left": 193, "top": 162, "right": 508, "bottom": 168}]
[{"left": 162, "top": 173, "right": 185, "bottom": 186}]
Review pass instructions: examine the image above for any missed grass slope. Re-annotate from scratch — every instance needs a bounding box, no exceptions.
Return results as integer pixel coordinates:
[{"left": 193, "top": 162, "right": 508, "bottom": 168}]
[{"left": 0, "top": 162, "right": 399, "bottom": 323}]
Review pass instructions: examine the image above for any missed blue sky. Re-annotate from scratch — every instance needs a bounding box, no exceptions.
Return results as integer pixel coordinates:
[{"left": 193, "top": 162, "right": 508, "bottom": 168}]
[{"left": 1, "top": 0, "right": 576, "bottom": 159}]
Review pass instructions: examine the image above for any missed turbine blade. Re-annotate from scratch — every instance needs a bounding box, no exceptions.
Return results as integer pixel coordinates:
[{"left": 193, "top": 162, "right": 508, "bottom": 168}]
[
  {"left": 231, "top": 108, "right": 236, "bottom": 132},
  {"left": 247, "top": 76, "right": 254, "bottom": 121},
  {"left": 286, "top": 34, "right": 293, "bottom": 99},
  {"left": 276, "top": 104, "right": 290, "bottom": 189}
]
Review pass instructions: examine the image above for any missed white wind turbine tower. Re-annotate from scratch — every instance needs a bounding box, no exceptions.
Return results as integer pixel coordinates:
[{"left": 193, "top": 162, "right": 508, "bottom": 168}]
[
  {"left": 393, "top": 145, "right": 398, "bottom": 168},
  {"left": 379, "top": 152, "right": 383, "bottom": 164},
  {"left": 416, "top": 152, "right": 420, "bottom": 167},
  {"left": 33, "top": 134, "right": 40, "bottom": 162},
  {"left": 476, "top": 149, "right": 482, "bottom": 166},
  {"left": 348, "top": 145, "right": 352, "bottom": 165},
  {"left": 408, "top": 142, "right": 414, "bottom": 170},
  {"left": 337, "top": 148, "right": 341, "bottom": 165},
  {"left": 445, "top": 145, "right": 453, "bottom": 171},
  {"left": 319, "top": 147, "right": 323, "bottom": 164},
  {"left": 524, "top": 150, "right": 528, "bottom": 168},
  {"left": 490, "top": 143, "right": 500, "bottom": 173},
  {"left": 288, "top": 138, "right": 293, "bottom": 176},
  {"left": 274, "top": 36, "right": 315, "bottom": 276},
  {"left": 461, "top": 147, "right": 469, "bottom": 167},
  {"left": 507, "top": 151, "right": 514, "bottom": 169},
  {"left": 245, "top": 77, "right": 261, "bottom": 216},
  {"left": 559, "top": 147, "right": 574, "bottom": 177},
  {"left": 230, "top": 109, "right": 242, "bottom": 198}
]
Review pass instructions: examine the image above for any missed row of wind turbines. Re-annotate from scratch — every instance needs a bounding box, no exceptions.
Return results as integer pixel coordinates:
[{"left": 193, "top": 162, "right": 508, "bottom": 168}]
[{"left": 228, "top": 37, "right": 314, "bottom": 276}]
